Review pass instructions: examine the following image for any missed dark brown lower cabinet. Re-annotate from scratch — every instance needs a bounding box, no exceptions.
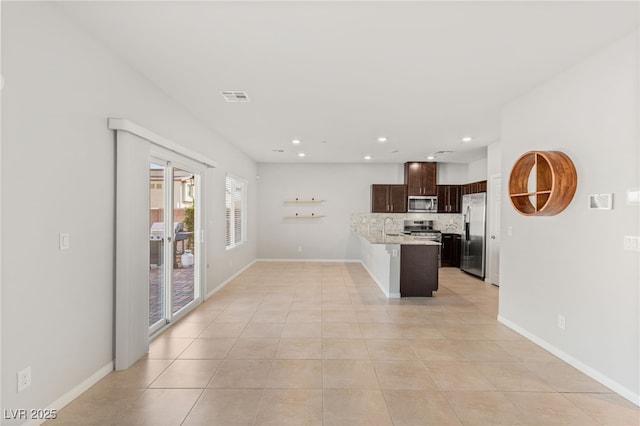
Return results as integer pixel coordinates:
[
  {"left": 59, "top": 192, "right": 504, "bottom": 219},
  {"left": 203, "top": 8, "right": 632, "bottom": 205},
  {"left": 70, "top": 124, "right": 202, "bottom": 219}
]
[
  {"left": 400, "top": 245, "right": 439, "bottom": 297},
  {"left": 441, "top": 233, "right": 461, "bottom": 267}
]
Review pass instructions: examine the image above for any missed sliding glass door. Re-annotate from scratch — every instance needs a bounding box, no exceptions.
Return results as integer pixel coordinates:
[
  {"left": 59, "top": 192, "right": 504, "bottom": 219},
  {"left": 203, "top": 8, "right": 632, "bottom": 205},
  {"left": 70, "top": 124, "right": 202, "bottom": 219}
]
[
  {"left": 149, "top": 162, "right": 167, "bottom": 331},
  {"left": 149, "top": 159, "right": 202, "bottom": 334}
]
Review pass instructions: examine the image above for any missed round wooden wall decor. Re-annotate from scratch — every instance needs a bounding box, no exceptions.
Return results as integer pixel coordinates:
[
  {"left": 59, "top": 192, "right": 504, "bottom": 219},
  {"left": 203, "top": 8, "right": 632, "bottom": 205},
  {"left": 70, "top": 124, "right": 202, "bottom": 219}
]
[{"left": 508, "top": 150, "right": 577, "bottom": 216}]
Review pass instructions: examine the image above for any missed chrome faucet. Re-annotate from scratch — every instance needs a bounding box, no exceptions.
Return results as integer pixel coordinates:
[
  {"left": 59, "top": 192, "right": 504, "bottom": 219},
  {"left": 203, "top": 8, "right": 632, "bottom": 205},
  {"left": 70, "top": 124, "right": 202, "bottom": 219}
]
[{"left": 382, "top": 216, "right": 394, "bottom": 236}]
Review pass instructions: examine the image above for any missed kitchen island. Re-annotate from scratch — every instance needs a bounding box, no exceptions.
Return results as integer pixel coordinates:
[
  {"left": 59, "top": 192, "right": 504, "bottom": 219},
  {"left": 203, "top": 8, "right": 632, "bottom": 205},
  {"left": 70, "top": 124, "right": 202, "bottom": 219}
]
[{"left": 356, "top": 232, "right": 440, "bottom": 298}]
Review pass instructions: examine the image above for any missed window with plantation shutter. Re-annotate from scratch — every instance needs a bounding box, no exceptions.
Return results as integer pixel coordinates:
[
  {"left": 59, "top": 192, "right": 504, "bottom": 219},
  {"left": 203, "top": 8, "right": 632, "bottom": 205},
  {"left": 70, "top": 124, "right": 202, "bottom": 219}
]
[{"left": 225, "top": 175, "right": 246, "bottom": 249}]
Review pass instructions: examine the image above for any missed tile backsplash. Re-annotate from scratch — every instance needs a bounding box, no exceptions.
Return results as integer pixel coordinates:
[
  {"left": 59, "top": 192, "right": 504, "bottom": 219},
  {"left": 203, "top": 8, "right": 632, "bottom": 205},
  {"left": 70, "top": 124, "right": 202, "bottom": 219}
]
[{"left": 351, "top": 212, "right": 463, "bottom": 237}]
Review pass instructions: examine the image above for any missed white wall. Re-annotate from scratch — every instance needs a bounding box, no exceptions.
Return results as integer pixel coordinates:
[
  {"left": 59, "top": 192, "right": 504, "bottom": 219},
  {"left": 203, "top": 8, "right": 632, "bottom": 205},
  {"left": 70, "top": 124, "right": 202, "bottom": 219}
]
[
  {"left": 467, "top": 156, "right": 488, "bottom": 182},
  {"left": 436, "top": 159, "right": 489, "bottom": 186},
  {"left": 257, "top": 163, "right": 402, "bottom": 260},
  {"left": 1, "top": 2, "right": 257, "bottom": 420},
  {"left": 437, "top": 162, "right": 467, "bottom": 184},
  {"left": 499, "top": 31, "right": 639, "bottom": 403},
  {"left": 487, "top": 142, "right": 502, "bottom": 178}
]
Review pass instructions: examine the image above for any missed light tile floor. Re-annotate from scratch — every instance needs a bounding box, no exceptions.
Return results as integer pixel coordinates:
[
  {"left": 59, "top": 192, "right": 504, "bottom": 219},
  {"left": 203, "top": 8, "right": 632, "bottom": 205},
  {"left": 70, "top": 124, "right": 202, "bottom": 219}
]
[{"left": 47, "top": 262, "right": 639, "bottom": 425}]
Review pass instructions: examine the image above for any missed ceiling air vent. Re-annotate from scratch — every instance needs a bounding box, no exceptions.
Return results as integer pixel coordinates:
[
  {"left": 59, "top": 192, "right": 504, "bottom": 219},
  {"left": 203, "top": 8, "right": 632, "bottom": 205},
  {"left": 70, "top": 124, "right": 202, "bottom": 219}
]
[
  {"left": 435, "top": 150, "right": 454, "bottom": 155},
  {"left": 221, "top": 91, "right": 250, "bottom": 102}
]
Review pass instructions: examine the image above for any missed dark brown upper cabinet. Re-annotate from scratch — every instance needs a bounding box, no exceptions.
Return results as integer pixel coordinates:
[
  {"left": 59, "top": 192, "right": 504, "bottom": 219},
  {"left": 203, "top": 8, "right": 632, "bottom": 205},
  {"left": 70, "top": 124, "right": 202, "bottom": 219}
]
[
  {"left": 462, "top": 180, "right": 487, "bottom": 195},
  {"left": 437, "top": 185, "right": 461, "bottom": 213},
  {"left": 404, "top": 162, "right": 437, "bottom": 196},
  {"left": 371, "top": 184, "right": 408, "bottom": 213}
]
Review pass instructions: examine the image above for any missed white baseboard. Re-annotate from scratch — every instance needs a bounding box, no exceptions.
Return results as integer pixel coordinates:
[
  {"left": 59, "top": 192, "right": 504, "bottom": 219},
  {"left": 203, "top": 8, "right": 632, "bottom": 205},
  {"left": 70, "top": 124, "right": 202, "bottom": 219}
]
[
  {"left": 205, "top": 260, "right": 257, "bottom": 300},
  {"left": 255, "top": 258, "right": 360, "bottom": 263},
  {"left": 25, "top": 361, "right": 114, "bottom": 425},
  {"left": 498, "top": 315, "right": 640, "bottom": 407}
]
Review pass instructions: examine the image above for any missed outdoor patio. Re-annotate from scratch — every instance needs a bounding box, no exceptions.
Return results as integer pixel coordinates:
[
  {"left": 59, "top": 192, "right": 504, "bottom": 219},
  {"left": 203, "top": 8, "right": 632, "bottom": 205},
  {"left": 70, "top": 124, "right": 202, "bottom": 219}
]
[{"left": 149, "top": 265, "right": 195, "bottom": 325}]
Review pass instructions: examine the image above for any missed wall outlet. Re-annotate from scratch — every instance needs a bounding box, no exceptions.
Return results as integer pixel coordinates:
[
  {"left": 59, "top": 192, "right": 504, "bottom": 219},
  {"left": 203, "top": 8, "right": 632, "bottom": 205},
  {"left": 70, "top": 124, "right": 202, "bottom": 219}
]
[
  {"left": 507, "top": 226, "right": 513, "bottom": 236},
  {"left": 17, "top": 366, "right": 31, "bottom": 392},
  {"left": 557, "top": 314, "right": 566, "bottom": 331}
]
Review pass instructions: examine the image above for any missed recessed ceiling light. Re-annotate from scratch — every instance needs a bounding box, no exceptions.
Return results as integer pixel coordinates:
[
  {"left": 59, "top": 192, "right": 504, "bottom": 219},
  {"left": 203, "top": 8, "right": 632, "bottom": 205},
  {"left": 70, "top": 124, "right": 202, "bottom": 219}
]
[
  {"left": 427, "top": 156, "right": 435, "bottom": 160},
  {"left": 298, "top": 152, "right": 305, "bottom": 157},
  {"left": 364, "top": 155, "right": 372, "bottom": 160},
  {"left": 377, "top": 137, "right": 387, "bottom": 143},
  {"left": 462, "top": 136, "right": 472, "bottom": 143},
  {"left": 292, "top": 139, "right": 301, "bottom": 144}
]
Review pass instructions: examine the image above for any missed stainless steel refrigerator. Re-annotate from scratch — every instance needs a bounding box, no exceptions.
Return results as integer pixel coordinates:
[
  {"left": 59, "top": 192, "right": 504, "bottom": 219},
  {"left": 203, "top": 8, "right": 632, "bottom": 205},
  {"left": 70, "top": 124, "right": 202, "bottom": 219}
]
[{"left": 461, "top": 192, "right": 487, "bottom": 279}]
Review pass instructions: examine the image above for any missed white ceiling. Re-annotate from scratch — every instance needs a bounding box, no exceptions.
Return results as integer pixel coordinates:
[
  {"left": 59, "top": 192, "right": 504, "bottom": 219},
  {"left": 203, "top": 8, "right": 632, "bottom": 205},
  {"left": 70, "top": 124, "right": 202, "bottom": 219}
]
[{"left": 56, "top": 1, "right": 639, "bottom": 164}]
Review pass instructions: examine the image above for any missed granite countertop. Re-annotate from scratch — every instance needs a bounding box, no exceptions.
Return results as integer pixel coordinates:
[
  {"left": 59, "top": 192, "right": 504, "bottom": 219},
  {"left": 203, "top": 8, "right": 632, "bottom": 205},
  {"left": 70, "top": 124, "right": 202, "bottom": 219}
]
[{"left": 359, "top": 233, "right": 441, "bottom": 246}]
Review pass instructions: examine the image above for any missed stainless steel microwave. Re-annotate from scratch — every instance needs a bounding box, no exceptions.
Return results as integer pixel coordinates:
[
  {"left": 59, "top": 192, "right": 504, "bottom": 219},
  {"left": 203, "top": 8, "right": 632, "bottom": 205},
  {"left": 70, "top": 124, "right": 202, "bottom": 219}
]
[{"left": 407, "top": 196, "right": 438, "bottom": 213}]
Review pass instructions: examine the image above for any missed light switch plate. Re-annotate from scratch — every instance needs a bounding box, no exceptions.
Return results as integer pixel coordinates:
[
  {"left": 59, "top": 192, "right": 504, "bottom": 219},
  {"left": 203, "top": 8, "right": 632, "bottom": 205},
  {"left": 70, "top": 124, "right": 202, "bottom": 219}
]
[
  {"left": 557, "top": 314, "right": 566, "bottom": 330},
  {"left": 59, "top": 233, "right": 70, "bottom": 250},
  {"left": 623, "top": 236, "right": 639, "bottom": 251},
  {"left": 588, "top": 193, "right": 612, "bottom": 210}
]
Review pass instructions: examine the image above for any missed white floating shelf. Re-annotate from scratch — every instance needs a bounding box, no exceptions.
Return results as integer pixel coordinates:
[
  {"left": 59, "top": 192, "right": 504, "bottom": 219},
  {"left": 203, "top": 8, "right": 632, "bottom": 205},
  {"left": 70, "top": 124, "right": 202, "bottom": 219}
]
[{"left": 284, "top": 199, "right": 325, "bottom": 203}]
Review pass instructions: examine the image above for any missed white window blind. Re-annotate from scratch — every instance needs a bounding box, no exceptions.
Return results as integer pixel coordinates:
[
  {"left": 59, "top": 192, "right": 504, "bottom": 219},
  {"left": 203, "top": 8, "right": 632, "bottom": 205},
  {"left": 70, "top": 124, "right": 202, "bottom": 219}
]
[{"left": 225, "top": 176, "right": 246, "bottom": 249}]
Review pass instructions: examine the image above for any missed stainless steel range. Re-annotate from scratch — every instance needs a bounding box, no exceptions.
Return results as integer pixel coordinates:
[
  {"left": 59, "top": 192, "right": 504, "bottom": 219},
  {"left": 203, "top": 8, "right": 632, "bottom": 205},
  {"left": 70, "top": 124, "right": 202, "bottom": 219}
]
[
  {"left": 403, "top": 220, "right": 441, "bottom": 240},
  {"left": 403, "top": 220, "right": 442, "bottom": 266}
]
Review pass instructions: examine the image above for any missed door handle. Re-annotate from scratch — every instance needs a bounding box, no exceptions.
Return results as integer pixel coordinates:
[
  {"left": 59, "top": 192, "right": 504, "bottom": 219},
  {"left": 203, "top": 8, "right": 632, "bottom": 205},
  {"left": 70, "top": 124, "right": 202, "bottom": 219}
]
[{"left": 491, "top": 235, "right": 496, "bottom": 239}]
